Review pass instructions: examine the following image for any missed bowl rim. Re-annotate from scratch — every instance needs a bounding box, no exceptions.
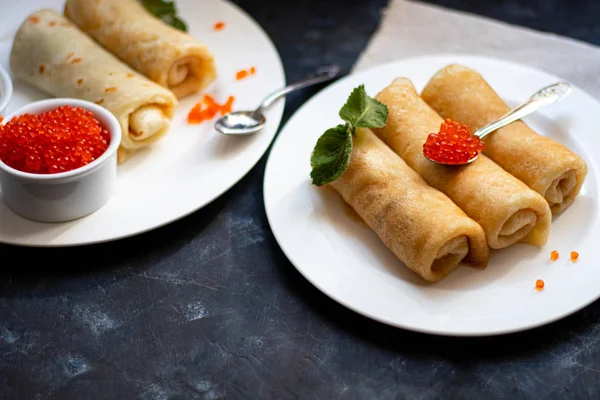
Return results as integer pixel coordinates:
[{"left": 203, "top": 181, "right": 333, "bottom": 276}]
[
  {"left": 0, "top": 65, "right": 13, "bottom": 114},
  {"left": 0, "top": 98, "right": 122, "bottom": 182}
]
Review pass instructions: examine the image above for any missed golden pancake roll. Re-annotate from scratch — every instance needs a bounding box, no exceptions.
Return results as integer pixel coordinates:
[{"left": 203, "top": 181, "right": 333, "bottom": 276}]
[
  {"left": 422, "top": 64, "right": 588, "bottom": 215},
  {"left": 373, "top": 78, "right": 551, "bottom": 249},
  {"left": 65, "top": 0, "right": 217, "bottom": 99},
  {"left": 9, "top": 9, "right": 178, "bottom": 163},
  {"left": 329, "top": 128, "right": 489, "bottom": 282}
]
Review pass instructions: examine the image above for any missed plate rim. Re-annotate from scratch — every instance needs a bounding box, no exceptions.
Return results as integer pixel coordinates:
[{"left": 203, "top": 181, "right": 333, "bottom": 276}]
[
  {"left": 0, "top": 0, "right": 287, "bottom": 248},
  {"left": 263, "top": 53, "right": 600, "bottom": 337}
]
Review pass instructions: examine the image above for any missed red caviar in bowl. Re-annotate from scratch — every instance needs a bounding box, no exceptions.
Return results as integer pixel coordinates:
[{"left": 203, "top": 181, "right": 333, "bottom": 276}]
[
  {"left": 550, "top": 250, "right": 559, "bottom": 261},
  {"left": 423, "top": 119, "right": 484, "bottom": 165},
  {"left": 570, "top": 251, "right": 579, "bottom": 262},
  {"left": 0, "top": 105, "right": 110, "bottom": 174}
]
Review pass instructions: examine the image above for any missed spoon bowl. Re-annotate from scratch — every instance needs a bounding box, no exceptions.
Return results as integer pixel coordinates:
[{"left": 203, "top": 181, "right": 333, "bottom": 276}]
[{"left": 215, "top": 111, "right": 266, "bottom": 136}]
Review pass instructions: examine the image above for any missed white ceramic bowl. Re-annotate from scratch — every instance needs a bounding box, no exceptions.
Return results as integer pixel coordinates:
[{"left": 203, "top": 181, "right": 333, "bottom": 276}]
[
  {"left": 0, "top": 98, "right": 121, "bottom": 222},
  {"left": 0, "top": 65, "right": 13, "bottom": 114}
]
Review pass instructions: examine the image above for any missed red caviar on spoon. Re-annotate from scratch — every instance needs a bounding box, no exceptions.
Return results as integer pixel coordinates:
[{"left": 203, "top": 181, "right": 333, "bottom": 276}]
[{"left": 423, "top": 119, "right": 485, "bottom": 165}]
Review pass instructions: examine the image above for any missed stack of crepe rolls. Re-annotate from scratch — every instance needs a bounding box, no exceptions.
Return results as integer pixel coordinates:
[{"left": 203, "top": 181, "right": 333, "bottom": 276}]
[
  {"left": 373, "top": 78, "right": 552, "bottom": 249},
  {"left": 65, "top": 0, "right": 217, "bottom": 99},
  {"left": 421, "top": 64, "right": 588, "bottom": 215},
  {"left": 9, "top": 10, "right": 178, "bottom": 164},
  {"left": 329, "top": 128, "right": 489, "bottom": 282}
]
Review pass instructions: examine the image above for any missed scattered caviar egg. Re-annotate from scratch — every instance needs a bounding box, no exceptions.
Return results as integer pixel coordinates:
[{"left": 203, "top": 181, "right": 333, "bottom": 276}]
[
  {"left": 535, "top": 279, "right": 545, "bottom": 291},
  {"left": 570, "top": 251, "right": 579, "bottom": 262},
  {"left": 235, "top": 67, "right": 257, "bottom": 81},
  {"left": 187, "top": 94, "right": 235, "bottom": 125},
  {"left": 423, "top": 119, "right": 484, "bottom": 165},
  {"left": 235, "top": 70, "right": 249, "bottom": 80},
  {"left": 213, "top": 21, "right": 225, "bottom": 31},
  {"left": 550, "top": 250, "right": 559, "bottom": 261},
  {"left": 222, "top": 96, "right": 234, "bottom": 115},
  {"left": 0, "top": 105, "right": 110, "bottom": 174}
]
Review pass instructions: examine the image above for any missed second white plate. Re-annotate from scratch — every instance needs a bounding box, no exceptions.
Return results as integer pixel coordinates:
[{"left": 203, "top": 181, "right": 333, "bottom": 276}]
[
  {"left": 0, "top": 0, "right": 285, "bottom": 246},
  {"left": 263, "top": 54, "right": 599, "bottom": 336}
]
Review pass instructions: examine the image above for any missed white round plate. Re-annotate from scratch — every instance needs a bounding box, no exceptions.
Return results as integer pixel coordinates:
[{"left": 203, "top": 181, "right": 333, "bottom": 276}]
[
  {"left": 0, "top": 64, "right": 12, "bottom": 113},
  {"left": 0, "top": 0, "right": 285, "bottom": 246},
  {"left": 264, "top": 55, "right": 599, "bottom": 336}
]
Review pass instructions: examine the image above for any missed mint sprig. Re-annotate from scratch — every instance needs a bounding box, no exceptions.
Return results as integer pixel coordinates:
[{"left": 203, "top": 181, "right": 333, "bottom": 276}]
[
  {"left": 310, "top": 85, "right": 388, "bottom": 186},
  {"left": 141, "top": 0, "right": 188, "bottom": 32}
]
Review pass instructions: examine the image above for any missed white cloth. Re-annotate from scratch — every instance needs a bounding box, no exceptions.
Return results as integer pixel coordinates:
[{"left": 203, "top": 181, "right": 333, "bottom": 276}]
[{"left": 353, "top": 0, "right": 600, "bottom": 99}]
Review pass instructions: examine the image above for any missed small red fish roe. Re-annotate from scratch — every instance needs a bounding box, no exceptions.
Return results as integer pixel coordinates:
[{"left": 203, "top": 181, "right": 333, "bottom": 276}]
[
  {"left": 550, "top": 250, "right": 559, "bottom": 261},
  {"left": 570, "top": 251, "right": 579, "bottom": 262},
  {"left": 235, "top": 67, "right": 257, "bottom": 81},
  {"left": 213, "top": 21, "right": 225, "bottom": 31},
  {"left": 0, "top": 105, "right": 110, "bottom": 174},
  {"left": 423, "top": 119, "right": 485, "bottom": 165},
  {"left": 187, "top": 94, "right": 235, "bottom": 124},
  {"left": 0, "top": 115, "right": 3, "bottom": 124},
  {"left": 236, "top": 70, "right": 249, "bottom": 80},
  {"left": 535, "top": 279, "right": 545, "bottom": 291}
]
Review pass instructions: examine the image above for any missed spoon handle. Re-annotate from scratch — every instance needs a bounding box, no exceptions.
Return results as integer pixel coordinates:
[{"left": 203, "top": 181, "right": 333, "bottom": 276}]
[
  {"left": 474, "top": 82, "right": 572, "bottom": 139},
  {"left": 258, "top": 65, "right": 342, "bottom": 110}
]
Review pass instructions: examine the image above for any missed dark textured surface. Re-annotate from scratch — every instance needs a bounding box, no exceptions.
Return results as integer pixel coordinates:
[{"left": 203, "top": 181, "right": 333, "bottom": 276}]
[{"left": 2, "top": 1, "right": 600, "bottom": 399}]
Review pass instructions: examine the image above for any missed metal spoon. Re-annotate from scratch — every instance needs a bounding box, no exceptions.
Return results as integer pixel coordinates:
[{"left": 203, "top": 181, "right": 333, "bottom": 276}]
[
  {"left": 425, "top": 81, "right": 573, "bottom": 165},
  {"left": 215, "top": 65, "right": 342, "bottom": 136}
]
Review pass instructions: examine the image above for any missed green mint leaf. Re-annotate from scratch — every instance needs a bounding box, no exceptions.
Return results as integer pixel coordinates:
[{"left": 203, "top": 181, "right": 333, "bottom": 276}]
[
  {"left": 310, "top": 124, "right": 353, "bottom": 186},
  {"left": 141, "top": 0, "right": 176, "bottom": 17},
  {"left": 171, "top": 16, "right": 188, "bottom": 32},
  {"left": 141, "top": 0, "right": 187, "bottom": 31},
  {"left": 339, "top": 84, "right": 388, "bottom": 129}
]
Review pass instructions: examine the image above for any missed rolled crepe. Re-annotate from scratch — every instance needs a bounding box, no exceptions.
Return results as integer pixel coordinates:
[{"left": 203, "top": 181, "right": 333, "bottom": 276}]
[
  {"left": 373, "top": 78, "right": 551, "bottom": 249},
  {"left": 329, "top": 128, "right": 489, "bottom": 282},
  {"left": 64, "top": 0, "right": 217, "bottom": 99},
  {"left": 422, "top": 64, "right": 588, "bottom": 215},
  {"left": 9, "top": 10, "right": 178, "bottom": 163}
]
